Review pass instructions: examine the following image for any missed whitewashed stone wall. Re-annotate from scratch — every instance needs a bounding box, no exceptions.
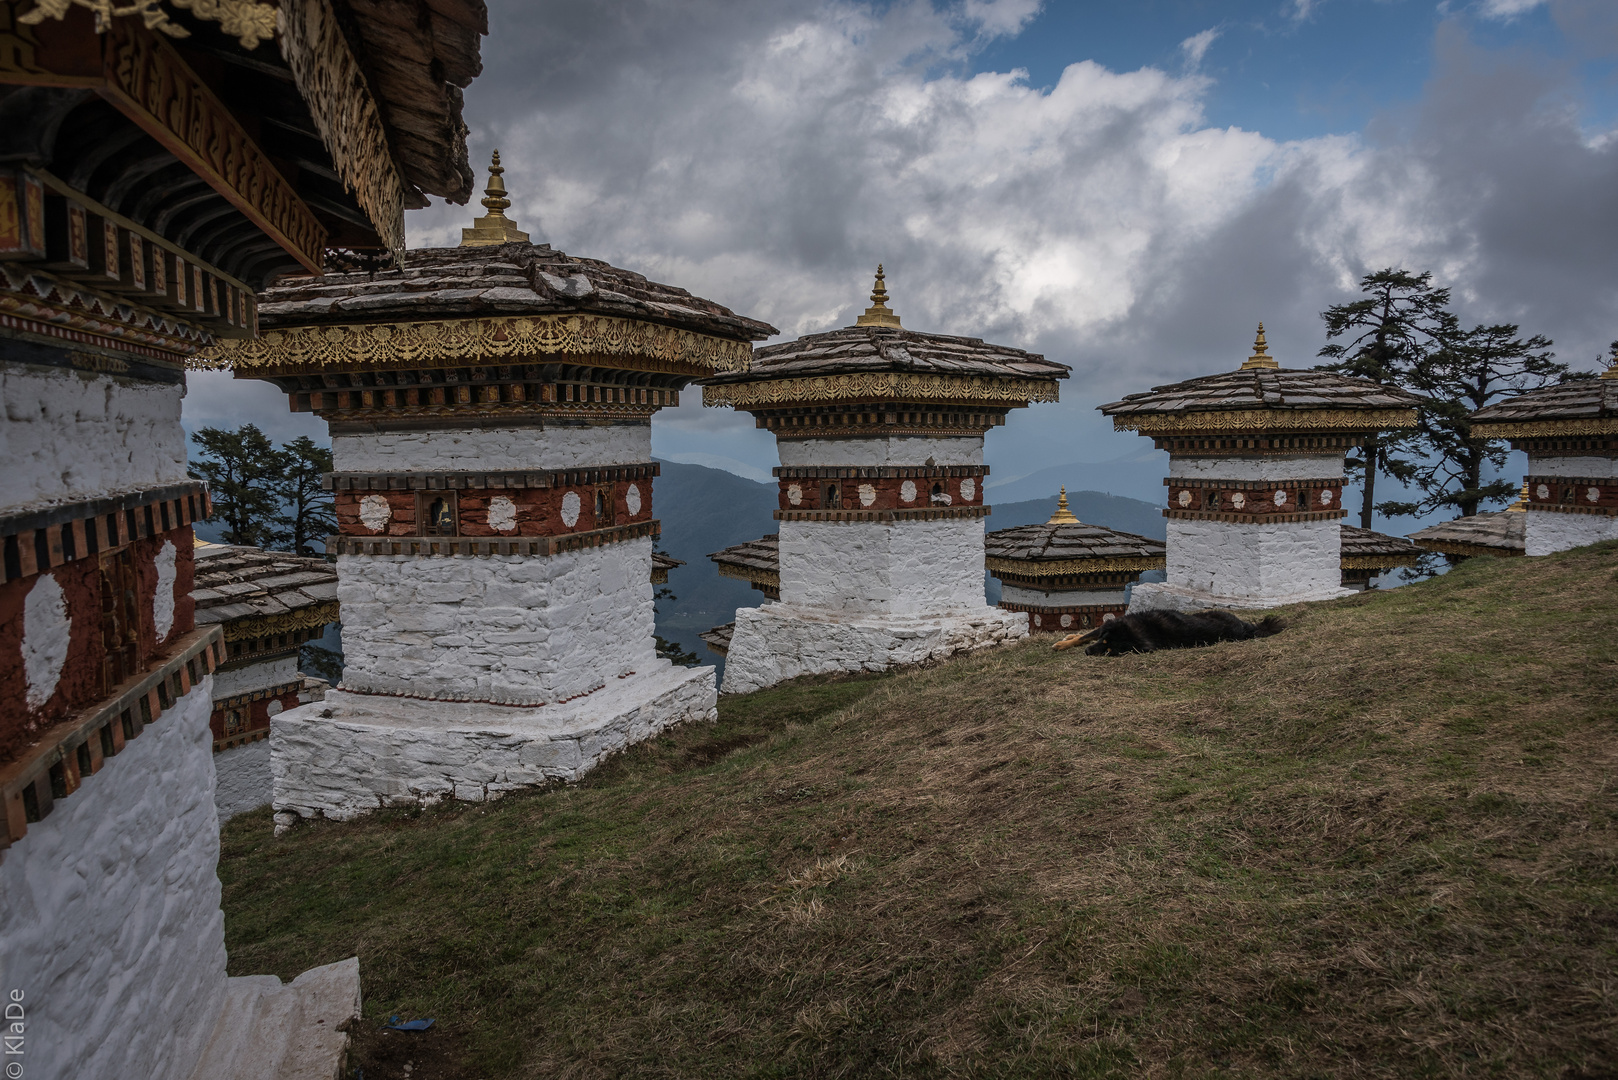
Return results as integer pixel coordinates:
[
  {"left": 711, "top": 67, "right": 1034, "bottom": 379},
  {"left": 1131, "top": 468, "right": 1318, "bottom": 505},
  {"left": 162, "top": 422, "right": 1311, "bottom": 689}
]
[
  {"left": 272, "top": 663, "right": 715, "bottom": 822},
  {"left": 779, "top": 518, "right": 985, "bottom": 614},
  {"left": 1130, "top": 516, "right": 1348, "bottom": 611},
  {"left": 212, "top": 654, "right": 299, "bottom": 699},
  {"left": 1168, "top": 453, "right": 1344, "bottom": 481},
  {"left": 1525, "top": 455, "right": 1618, "bottom": 478},
  {"left": 0, "top": 365, "right": 188, "bottom": 513},
  {"left": 776, "top": 434, "right": 983, "bottom": 467},
  {"left": 1001, "top": 584, "right": 1130, "bottom": 607},
  {"left": 1525, "top": 511, "right": 1618, "bottom": 556},
  {"left": 214, "top": 739, "right": 272, "bottom": 821},
  {"left": 332, "top": 423, "right": 651, "bottom": 472},
  {"left": 721, "top": 604, "right": 1026, "bottom": 694},
  {"left": 0, "top": 679, "right": 225, "bottom": 1080},
  {"left": 336, "top": 538, "right": 656, "bottom": 704}
]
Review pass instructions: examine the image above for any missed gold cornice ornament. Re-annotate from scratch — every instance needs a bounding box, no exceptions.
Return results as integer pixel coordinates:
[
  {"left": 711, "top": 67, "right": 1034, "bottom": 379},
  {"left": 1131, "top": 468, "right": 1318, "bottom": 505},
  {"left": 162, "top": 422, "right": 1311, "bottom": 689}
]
[
  {"left": 715, "top": 563, "right": 779, "bottom": 589},
  {"left": 219, "top": 600, "right": 339, "bottom": 642},
  {"left": 704, "top": 371, "right": 1060, "bottom": 409},
  {"left": 461, "top": 150, "right": 530, "bottom": 247},
  {"left": 1471, "top": 417, "right": 1618, "bottom": 438},
  {"left": 1046, "top": 486, "right": 1079, "bottom": 524},
  {"left": 1341, "top": 553, "right": 1420, "bottom": 569},
  {"left": 986, "top": 554, "right": 1166, "bottom": 577},
  {"left": 855, "top": 264, "right": 901, "bottom": 327},
  {"left": 1110, "top": 407, "right": 1416, "bottom": 435},
  {"left": 1240, "top": 322, "right": 1278, "bottom": 370},
  {"left": 18, "top": 0, "right": 276, "bottom": 49},
  {"left": 199, "top": 313, "right": 755, "bottom": 374}
]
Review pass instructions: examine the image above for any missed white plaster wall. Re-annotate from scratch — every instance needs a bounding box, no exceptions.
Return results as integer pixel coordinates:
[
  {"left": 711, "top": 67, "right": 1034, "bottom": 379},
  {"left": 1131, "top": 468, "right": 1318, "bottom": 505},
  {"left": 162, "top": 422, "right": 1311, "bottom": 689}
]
[
  {"left": 1167, "top": 453, "right": 1344, "bottom": 481},
  {"left": 778, "top": 518, "right": 985, "bottom": 614},
  {"left": 332, "top": 423, "right": 651, "bottom": 473},
  {"left": 1000, "top": 584, "right": 1130, "bottom": 607},
  {"left": 1525, "top": 511, "right": 1618, "bottom": 556},
  {"left": 336, "top": 538, "right": 656, "bottom": 704},
  {"left": 212, "top": 654, "right": 300, "bottom": 699},
  {"left": 1525, "top": 455, "right": 1618, "bottom": 479},
  {"left": 776, "top": 435, "right": 983, "bottom": 467},
  {"left": 1165, "top": 516, "right": 1343, "bottom": 601},
  {"left": 0, "top": 678, "right": 225, "bottom": 1080},
  {"left": 0, "top": 365, "right": 188, "bottom": 514},
  {"left": 214, "top": 739, "right": 271, "bottom": 821}
]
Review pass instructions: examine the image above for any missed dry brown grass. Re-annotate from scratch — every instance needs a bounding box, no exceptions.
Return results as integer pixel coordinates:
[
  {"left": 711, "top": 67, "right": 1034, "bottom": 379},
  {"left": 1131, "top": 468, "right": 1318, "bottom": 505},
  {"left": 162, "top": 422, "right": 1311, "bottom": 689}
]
[{"left": 220, "top": 542, "right": 1618, "bottom": 1079}]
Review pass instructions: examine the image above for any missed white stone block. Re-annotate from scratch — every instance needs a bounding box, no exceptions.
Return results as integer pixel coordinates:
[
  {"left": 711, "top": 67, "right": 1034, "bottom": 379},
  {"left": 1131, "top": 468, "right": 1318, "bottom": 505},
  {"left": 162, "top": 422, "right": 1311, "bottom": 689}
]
[
  {"left": 778, "top": 518, "right": 986, "bottom": 614},
  {"left": 1524, "top": 511, "right": 1618, "bottom": 556},
  {"left": 719, "top": 603, "right": 1028, "bottom": 694},
  {"left": 1167, "top": 453, "right": 1344, "bottom": 481},
  {"left": 214, "top": 739, "right": 272, "bottom": 822},
  {"left": 1000, "top": 584, "right": 1130, "bottom": 607},
  {"left": 331, "top": 423, "right": 651, "bottom": 472},
  {"left": 1133, "top": 515, "right": 1352, "bottom": 611},
  {"left": 212, "top": 655, "right": 301, "bottom": 699},
  {"left": 1525, "top": 455, "right": 1618, "bottom": 479},
  {"left": 271, "top": 663, "right": 717, "bottom": 822},
  {"left": 776, "top": 434, "right": 983, "bottom": 467}
]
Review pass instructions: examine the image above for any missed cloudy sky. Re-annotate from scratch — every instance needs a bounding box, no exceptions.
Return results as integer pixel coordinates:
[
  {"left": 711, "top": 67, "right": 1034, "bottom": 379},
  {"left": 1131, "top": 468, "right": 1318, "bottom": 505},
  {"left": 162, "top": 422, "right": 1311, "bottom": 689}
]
[{"left": 191, "top": 0, "right": 1618, "bottom": 522}]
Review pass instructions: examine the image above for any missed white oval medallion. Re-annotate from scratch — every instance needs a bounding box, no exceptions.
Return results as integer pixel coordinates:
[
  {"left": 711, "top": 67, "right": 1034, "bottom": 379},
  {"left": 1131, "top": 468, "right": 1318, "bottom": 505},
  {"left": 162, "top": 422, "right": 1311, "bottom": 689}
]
[
  {"left": 900, "top": 480, "right": 916, "bottom": 503},
  {"left": 1274, "top": 489, "right": 1287, "bottom": 506},
  {"left": 153, "top": 540, "right": 177, "bottom": 642},
  {"left": 266, "top": 699, "right": 284, "bottom": 717},
  {"left": 626, "top": 484, "right": 643, "bottom": 515},
  {"left": 1537, "top": 484, "right": 1551, "bottom": 500},
  {"left": 858, "top": 483, "right": 876, "bottom": 507},
  {"left": 1231, "top": 492, "right": 1246, "bottom": 510},
  {"left": 1588, "top": 487, "right": 1601, "bottom": 503},
  {"left": 561, "top": 491, "right": 581, "bottom": 527},
  {"left": 488, "top": 496, "right": 518, "bottom": 533},
  {"left": 359, "top": 494, "right": 391, "bottom": 533},
  {"left": 23, "top": 574, "right": 70, "bottom": 710},
  {"left": 1177, "top": 490, "right": 1192, "bottom": 507},
  {"left": 1059, "top": 614, "right": 1072, "bottom": 628},
  {"left": 1320, "top": 489, "right": 1333, "bottom": 505},
  {"left": 1033, "top": 614, "right": 1042, "bottom": 627},
  {"left": 1102, "top": 611, "right": 1116, "bottom": 622},
  {"left": 787, "top": 484, "right": 803, "bottom": 506},
  {"left": 960, "top": 478, "right": 976, "bottom": 501}
]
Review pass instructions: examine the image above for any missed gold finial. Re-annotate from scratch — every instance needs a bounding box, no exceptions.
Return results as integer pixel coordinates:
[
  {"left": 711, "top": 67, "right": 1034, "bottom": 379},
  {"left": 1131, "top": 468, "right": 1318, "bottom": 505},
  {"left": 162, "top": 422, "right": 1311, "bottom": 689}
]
[
  {"left": 1047, "top": 486, "right": 1080, "bottom": 524},
  {"left": 1507, "top": 482, "right": 1529, "bottom": 511},
  {"left": 1240, "top": 322, "right": 1279, "bottom": 370},
  {"left": 855, "top": 264, "right": 902, "bottom": 327},
  {"left": 461, "top": 149, "right": 531, "bottom": 247},
  {"left": 1602, "top": 340, "right": 1618, "bottom": 380}
]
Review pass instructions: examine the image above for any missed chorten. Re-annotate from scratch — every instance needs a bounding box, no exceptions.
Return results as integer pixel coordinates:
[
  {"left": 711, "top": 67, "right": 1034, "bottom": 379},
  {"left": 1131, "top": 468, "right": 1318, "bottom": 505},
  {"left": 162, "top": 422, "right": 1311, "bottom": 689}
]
[
  {"left": 1469, "top": 347, "right": 1618, "bottom": 554},
  {"left": 984, "top": 489, "right": 1166, "bottom": 632},
  {"left": 223, "top": 154, "right": 776, "bottom": 823},
  {"left": 1337, "top": 525, "right": 1420, "bottom": 589},
  {"left": 701, "top": 267, "right": 1068, "bottom": 693},
  {"left": 1100, "top": 325, "right": 1420, "bottom": 612}
]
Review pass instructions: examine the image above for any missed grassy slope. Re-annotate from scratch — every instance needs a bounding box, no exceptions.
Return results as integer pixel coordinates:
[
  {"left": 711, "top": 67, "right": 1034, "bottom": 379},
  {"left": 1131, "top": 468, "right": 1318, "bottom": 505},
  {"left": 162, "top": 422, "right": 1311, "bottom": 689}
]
[{"left": 220, "top": 544, "right": 1618, "bottom": 1079}]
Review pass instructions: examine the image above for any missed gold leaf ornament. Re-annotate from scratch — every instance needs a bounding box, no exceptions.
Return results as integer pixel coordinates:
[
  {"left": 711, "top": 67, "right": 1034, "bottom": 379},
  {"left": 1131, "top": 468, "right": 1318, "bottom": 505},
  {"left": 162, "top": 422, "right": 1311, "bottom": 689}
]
[{"left": 19, "top": 0, "right": 277, "bottom": 48}]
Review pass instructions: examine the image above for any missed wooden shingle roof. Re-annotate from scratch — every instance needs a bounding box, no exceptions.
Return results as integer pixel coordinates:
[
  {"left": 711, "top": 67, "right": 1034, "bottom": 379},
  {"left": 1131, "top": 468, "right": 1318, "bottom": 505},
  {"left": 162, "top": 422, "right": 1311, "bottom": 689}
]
[
  {"left": 1408, "top": 512, "right": 1526, "bottom": 558},
  {"left": 1470, "top": 374, "right": 1618, "bottom": 433},
  {"left": 192, "top": 544, "right": 340, "bottom": 630},
  {"left": 705, "top": 325, "right": 1068, "bottom": 386},
  {"left": 984, "top": 522, "right": 1165, "bottom": 565},
  {"left": 1339, "top": 525, "right": 1421, "bottom": 568}
]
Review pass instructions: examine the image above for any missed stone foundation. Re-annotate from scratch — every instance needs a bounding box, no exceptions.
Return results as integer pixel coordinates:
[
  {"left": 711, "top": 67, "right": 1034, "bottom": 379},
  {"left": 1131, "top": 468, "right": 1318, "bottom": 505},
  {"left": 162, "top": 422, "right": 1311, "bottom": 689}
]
[
  {"left": 1525, "top": 511, "right": 1618, "bottom": 557},
  {"left": 1141, "top": 516, "right": 1352, "bottom": 612},
  {"left": 719, "top": 603, "right": 1027, "bottom": 694},
  {"left": 215, "top": 738, "right": 272, "bottom": 822},
  {"left": 270, "top": 661, "right": 716, "bottom": 823}
]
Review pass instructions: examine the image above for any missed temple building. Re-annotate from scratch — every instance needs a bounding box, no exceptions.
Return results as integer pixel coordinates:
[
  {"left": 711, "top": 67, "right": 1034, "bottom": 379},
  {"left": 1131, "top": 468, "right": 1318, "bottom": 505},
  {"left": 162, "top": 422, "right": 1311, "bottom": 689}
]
[
  {"left": 1099, "top": 326, "right": 1421, "bottom": 612},
  {"left": 1469, "top": 350, "right": 1618, "bottom": 555},
  {"left": 193, "top": 542, "right": 338, "bottom": 820},
  {"left": 701, "top": 268, "right": 1068, "bottom": 693},
  {"left": 1337, "top": 525, "right": 1420, "bottom": 590},
  {"left": 0, "top": 1, "right": 485, "bottom": 1075},
  {"left": 984, "top": 489, "right": 1166, "bottom": 631},
  {"left": 218, "top": 158, "right": 775, "bottom": 823}
]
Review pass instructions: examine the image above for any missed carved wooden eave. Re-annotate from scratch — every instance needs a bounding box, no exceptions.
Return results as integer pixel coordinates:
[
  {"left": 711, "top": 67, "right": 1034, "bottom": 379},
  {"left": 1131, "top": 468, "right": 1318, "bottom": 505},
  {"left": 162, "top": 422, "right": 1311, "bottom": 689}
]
[
  {"left": 1107, "top": 407, "right": 1418, "bottom": 436},
  {"left": 702, "top": 372, "right": 1062, "bottom": 410}
]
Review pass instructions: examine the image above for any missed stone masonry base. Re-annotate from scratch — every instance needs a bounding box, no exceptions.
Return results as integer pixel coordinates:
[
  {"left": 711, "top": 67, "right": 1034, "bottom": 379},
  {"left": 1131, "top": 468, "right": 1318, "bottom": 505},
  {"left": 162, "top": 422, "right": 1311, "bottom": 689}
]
[
  {"left": 720, "top": 603, "right": 1028, "bottom": 694},
  {"left": 187, "top": 957, "right": 361, "bottom": 1080},
  {"left": 1127, "top": 580, "right": 1354, "bottom": 614},
  {"left": 270, "top": 661, "right": 716, "bottom": 824}
]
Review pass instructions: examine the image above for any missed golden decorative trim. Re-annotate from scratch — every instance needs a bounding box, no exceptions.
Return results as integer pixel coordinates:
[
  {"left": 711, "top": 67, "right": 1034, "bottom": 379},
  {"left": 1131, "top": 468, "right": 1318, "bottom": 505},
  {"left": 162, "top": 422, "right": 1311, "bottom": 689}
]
[
  {"left": 986, "top": 555, "right": 1164, "bottom": 577},
  {"left": 18, "top": 0, "right": 275, "bottom": 48},
  {"left": 774, "top": 506, "right": 991, "bottom": 523},
  {"left": 1526, "top": 503, "right": 1617, "bottom": 517},
  {"left": 204, "top": 314, "right": 754, "bottom": 374},
  {"left": 220, "top": 600, "right": 339, "bottom": 643},
  {"left": 1164, "top": 508, "right": 1347, "bottom": 524},
  {"left": 1113, "top": 407, "right": 1416, "bottom": 435},
  {"left": 1475, "top": 418, "right": 1618, "bottom": 438},
  {"left": 715, "top": 563, "right": 779, "bottom": 588},
  {"left": 1412, "top": 540, "right": 1523, "bottom": 559},
  {"left": 276, "top": 0, "right": 405, "bottom": 260},
  {"left": 705, "top": 372, "right": 1060, "bottom": 410},
  {"left": 1341, "top": 554, "right": 1419, "bottom": 570},
  {"left": 329, "top": 519, "right": 660, "bottom": 557},
  {"left": 96, "top": 18, "right": 326, "bottom": 271}
]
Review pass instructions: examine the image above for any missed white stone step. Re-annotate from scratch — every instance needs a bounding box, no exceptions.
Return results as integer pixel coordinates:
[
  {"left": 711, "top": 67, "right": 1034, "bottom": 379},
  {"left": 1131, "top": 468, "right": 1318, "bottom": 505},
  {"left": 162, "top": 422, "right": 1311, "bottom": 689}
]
[{"left": 187, "top": 957, "right": 361, "bottom": 1080}]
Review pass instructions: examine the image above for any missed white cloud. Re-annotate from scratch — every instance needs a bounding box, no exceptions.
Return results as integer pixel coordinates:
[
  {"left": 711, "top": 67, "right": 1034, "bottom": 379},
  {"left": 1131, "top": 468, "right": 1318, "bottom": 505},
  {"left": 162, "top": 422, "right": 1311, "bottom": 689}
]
[
  {"left": 962, "top": 0, "right": 1042, "bottom": 38},
  {"left": 1179, "top": 27, "right": 1220, "bottom": 69},
  {"left": 1476, "top": 0, "right": 1547, "bottom": 19}
]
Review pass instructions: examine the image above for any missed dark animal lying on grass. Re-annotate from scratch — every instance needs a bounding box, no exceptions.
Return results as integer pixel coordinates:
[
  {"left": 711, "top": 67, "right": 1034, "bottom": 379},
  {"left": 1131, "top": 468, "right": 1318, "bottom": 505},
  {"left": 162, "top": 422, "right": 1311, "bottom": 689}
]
[{"left": 1052, "top": 609, "right": 1286, "bottom": 656}]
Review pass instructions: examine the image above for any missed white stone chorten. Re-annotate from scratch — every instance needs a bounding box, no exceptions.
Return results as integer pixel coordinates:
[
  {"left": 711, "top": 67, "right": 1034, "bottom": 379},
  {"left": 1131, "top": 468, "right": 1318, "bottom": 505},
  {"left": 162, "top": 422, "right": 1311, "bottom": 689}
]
[
  {"left": 1470, "top": 349, "right": 1618, "bottom": 555},
  {"left": 1100, "top": 325, "right": 1421, "bottom": 613},
  {"left": 701, "top": 267, "right": 1069, "bottom": 693},
  {"left": 226, "top": 155, "right": 777, "bottom": 823}
]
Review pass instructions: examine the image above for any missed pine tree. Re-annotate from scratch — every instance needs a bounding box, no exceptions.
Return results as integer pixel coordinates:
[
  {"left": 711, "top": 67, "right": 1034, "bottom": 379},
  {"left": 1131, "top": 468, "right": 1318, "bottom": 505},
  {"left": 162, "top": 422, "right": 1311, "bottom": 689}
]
[
  {"left": 189, "top": 424, "right": 285, "bottom": 547},
  {"left": 274, "top": 436, "right": 336, "bottom": 555},
  {"left": 1316, "top": 269, "right": 1458, "bottom": 528}
]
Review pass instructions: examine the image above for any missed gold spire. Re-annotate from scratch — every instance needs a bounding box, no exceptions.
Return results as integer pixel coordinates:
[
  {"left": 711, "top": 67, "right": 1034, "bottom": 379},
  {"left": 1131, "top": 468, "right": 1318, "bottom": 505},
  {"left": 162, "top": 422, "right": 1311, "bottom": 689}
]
[
  {"left": 1602, "top": 341, "right": 1618, "bottom": 379},
  {"left": 1507, "top": 482, "right": 1529, "bottom": 511},
  {"left": 1240, "top": 322, "right": 1279, "bottom": 370},
  {"left": 1047, "top": 486, "right": 1080, "bottom": 524},
  {"left": 855, "top": 264, "right": 902, "bottom": 327},
  {"left": 460, "top": 150, "right": 530, "bottom": 247}
]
